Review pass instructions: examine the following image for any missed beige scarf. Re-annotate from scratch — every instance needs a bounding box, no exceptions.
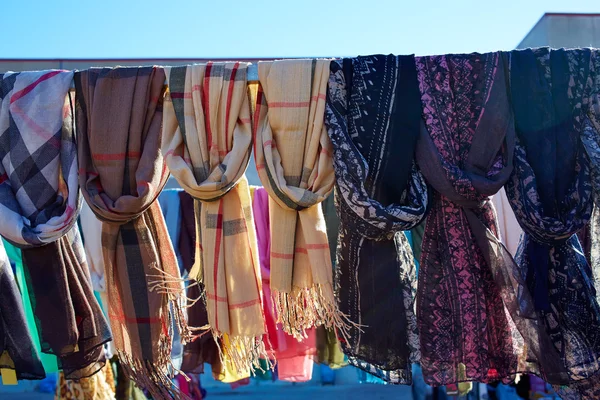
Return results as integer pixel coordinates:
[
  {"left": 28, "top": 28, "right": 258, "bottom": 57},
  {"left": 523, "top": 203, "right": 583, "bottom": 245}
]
[
  {"left": 254, "top": 59, "right": 351, "bottom": 340},
  {"left": 162, "top": 62, "right": 268, "bottom": 374}
]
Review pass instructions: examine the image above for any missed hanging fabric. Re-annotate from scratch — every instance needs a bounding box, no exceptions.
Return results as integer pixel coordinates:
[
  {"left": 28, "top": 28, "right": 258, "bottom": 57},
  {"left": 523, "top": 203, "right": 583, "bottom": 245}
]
[
  {"left": 0, "top": 240, "right": 45, "bottom": 381},
  {"left": 252, "top": 186, "right": 317, "bottom": 383},
  {"left": 161, "top": 62, "right": 268, "bottom": 375},
  {"left": 0, "top": 70, "right": 111, "bottom": 379},
  {"left": 415, "top": 51, "right": 539, "bottom": 385},
  {"left": 75, "top": 66, "right": 191, "bottom": 398},
  {"left": 324, "top": 55, "right": 426, "bottom": 383},
  {"left": 508, "top": 48, "right": 600, "bottom": 393},
  {"left": 254, "top": 59, "right": 351, "bottom": 340},
  {"left": 177, "top": 190, "right": 223, "bottom": 379}
]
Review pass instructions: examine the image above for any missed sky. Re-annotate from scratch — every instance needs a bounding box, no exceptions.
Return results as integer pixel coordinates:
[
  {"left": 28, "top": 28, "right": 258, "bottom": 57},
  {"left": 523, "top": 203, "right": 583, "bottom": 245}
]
[{"left": 1, "top": 0, "right": 599, "bottom": 59}]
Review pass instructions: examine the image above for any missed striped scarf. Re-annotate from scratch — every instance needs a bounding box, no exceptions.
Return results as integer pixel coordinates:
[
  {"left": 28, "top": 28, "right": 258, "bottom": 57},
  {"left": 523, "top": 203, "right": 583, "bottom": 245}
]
[
  {"left": 508, "top": 48, "right": 600, "bottom": 391},
  {"left": 162, "top": 62, "right": 268, "bottom": 374},
  {"left": 324, "top": 56, "right": 427, "bottom": 384},
  {"left": 75, "top": 67, "right": 191, "bottom": 398},
  {"left": 254, "top": 59, "right": 351, "bottom": 340},
  {"left": 0, "top": 70, "right": 111, "bottom": 378}
]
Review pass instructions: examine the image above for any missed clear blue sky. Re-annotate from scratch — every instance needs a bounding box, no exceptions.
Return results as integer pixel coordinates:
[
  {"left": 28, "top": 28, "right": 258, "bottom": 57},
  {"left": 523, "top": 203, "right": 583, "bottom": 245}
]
[{"left": 1, "top": 0, "right": 598, "bottom": 59}]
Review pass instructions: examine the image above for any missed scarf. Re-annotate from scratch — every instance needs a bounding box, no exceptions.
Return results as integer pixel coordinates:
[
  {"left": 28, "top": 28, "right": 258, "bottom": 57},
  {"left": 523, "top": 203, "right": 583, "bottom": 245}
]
[
  {"left": 0, "top": 70, "right": 111, "bottom": 379},
  {"left": 0, "top": 240, "right": 45, "bottom": 381},
  {"left": 177, "top": 190, "right": 223, "bottom": 377},
  {"left": 75, "top": 67, "right": 190, "bottom": 398},
  {"left": 162, "top": 62, "right": 267, "bottom": 374},
  {"left": 507, "top": 48, "right": 600, "bottom": 387},
  {"left": 254, "top": 59, "right": 351, "bottom": 340},
  {"left": 415, "top": 52, "right": 535, "bottom": 385},
  {"left": 324, "top": 55, "right": 427, "bottom": 384}
]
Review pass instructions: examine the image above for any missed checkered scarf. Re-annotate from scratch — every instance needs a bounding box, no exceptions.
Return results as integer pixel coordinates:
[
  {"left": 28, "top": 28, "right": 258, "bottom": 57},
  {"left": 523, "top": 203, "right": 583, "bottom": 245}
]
[
  {"left": 75, "top": 67, "right": 192, "bottom": 399},
  {"left": 0, "top": 70, "right": 111, "bottom": 379},
  {"left": 162, "top": 62, "right": 268, "bottom": 375},
  {"left": 254, "top": 59, "right": 351, "bottom": 340}
]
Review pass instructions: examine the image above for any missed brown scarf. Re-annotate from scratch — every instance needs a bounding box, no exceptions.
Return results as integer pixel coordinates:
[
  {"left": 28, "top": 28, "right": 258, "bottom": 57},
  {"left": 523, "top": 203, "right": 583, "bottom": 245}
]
[
  {"left": 75, "top": 66, "right": 191, "bottom": 398},
  {"left": 162, "top": 62, "right": 268, "bottom": 375},
  {"left": 254, "top": 59, "right": 352, "bottom": 340}
]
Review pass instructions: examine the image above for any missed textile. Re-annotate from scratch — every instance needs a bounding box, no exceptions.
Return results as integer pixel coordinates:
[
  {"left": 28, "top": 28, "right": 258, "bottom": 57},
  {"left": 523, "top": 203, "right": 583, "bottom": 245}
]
[
  {"left": 55, "top": 359, "right": 115, "bottom": 400},
  {"left": 254, "top": 59, "right": 349, "bottom": 340},
  {"left": 324, "top": 55, "right": 427, "bottom": 384},
  {"left": 178, "top": 191, "right": 223, "bottom": 378},
  {"left": 0, "top": 240, "right": 45, "bottom": 380},
  {"left": 80, "top": 202, "right": 106, "bottom": 292},
  {"left": 252, "top": 187, "right": 317, "bottom": 383},
  {"left": 162, "top": 62, "right": 267, "bottom": 374},
  {"left": 490, "top": 188, "right": 522, "bottom": 256},
  {"left": 507, "top": 48, "right": 600, "bottom": 388},
  {"left": 0, "top": 70, "right": 110, "bottom": 379},
  {"left": 415, "top": 52, "right": 527, "bottom": 385},
  {"left": 2, "top": 239, "right": 59, "bottom": 373},
  {"left": 76, "top": 66, "right": 190, "bottom": 398}
]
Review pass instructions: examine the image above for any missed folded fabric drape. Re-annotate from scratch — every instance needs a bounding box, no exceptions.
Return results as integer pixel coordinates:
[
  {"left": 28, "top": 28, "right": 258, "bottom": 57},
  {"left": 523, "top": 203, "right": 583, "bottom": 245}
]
[
  {"left": 0, "top": 240, "right": 45, "bottom": 381},
  {"left": 508, "top": 48, "right": 600, "bottom": 389},
  {"left": 162, "top": 62, "right": 268, "bottom": 374},
  {"left": 324, "top": 55, "right": 427, "bottom": 384},
  {"left": 76, "top": 66, "right": 191, "bottom": 398},
  {"left": 254, "top": 59, "right": 351, "bottom": 340},
  {"left": 0, "top": 70, "right": 111, "bottom": 379},
  {"left": 415, "top": 52, "right": 541, "bottom": 385}
]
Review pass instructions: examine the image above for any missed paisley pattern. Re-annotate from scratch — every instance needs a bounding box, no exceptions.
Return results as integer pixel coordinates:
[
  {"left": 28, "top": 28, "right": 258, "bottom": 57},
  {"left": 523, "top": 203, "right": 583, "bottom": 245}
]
[
  {"left": 415, "top": 52, "right": 523, "bottom": 386},
  {"left": 325, "top": 56, "right": 428, "bottom": 384},
  {"left": 506, "top": 48, "right": 600, "bottom": 388}
]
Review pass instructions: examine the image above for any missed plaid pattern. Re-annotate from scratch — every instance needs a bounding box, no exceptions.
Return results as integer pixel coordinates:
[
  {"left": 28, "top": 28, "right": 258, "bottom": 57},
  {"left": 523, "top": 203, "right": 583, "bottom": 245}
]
[
  {"left": 0, "top": 70, "right": 111, "bottom": 379},
  {"left": 75, "top": 67, "right": 190, "bottom": 398},
  {"left": 162, "top": 62, "right": 267, "bottom": 374},
  {"left": 254, "top": 60, "right": 348, "bottom": 339}
]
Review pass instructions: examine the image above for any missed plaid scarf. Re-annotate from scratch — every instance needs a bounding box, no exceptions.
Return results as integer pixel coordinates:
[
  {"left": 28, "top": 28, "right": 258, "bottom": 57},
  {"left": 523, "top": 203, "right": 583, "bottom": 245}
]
[
  {"left": 162, "top": 62, "right": 267, "bottom": 374},
  {"left": 508, "top": 48, "right": 600, "bottom": 389},
  {"left": 0, "top": 240, "right": 45, "bottom": 380},
  {"left": 254, "top": 59, "right": 351, "bottom": 340},
  {"left": 415, "top": 52, "right": 525, "bottom": 385},
  {"left": 0, "top": 70, "right": 111, "bottom": 379},
  {"left": 324, "top": 56, "right": 427, "bottom": 384},
  {"left": 75, "top": 67, "right": 191, "bottom": 398}
]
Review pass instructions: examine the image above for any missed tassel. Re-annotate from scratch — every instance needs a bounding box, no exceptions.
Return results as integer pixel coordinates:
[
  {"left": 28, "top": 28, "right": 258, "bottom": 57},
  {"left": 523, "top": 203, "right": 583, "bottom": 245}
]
[{"left": 273, "top": 284, "right": 362, "bottom": 342}]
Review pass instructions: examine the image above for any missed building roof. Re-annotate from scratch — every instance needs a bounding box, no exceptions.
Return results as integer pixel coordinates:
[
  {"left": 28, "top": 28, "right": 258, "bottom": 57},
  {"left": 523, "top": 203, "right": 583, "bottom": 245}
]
[{"left": 517, "top": 12, "right": 600, "bottom": 49}]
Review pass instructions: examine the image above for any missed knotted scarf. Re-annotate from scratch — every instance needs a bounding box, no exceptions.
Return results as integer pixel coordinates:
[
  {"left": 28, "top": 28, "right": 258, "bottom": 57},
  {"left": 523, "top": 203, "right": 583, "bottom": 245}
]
[
  {"left": 507, "top": 48, "right": 600, "bottom": 386},
  {"left": 324, "top": 55, "right": 427, "bottom": 384},
  {"left": 76, "top": 67, "right": 191, "bottom": 398},
  {"left": 162, "top": 62, "right": 268, "bottom": 375},
  {"left": 0, "top": 240, "right": 45, "bottom": 381},
  {"left": 0, "top": 70, "right": 111, "bottom": 379},
  {"left": 415, "top": 52, "right": 542, "bottom": 385},
  {"left": 254, "top": 59, "right": 351, "bottom": 340}
]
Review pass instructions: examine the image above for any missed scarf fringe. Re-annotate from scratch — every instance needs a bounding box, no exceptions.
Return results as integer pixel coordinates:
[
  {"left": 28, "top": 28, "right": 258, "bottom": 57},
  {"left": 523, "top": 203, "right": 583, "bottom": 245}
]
[
  {"left": 274, "top": 283, "right": 361, "bottom": 342},
  {"left": 117, "top": 350, "right": 192, "bottom": 400},
  {"left": 214, "top": 332, "right": 273, "bottom": 377}
]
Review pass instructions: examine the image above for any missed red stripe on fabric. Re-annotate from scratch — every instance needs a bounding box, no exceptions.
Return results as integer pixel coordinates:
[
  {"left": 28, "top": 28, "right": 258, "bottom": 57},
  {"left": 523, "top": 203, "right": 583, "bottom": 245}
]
[
  {"left": 320, "top": 148, "right": 332, "bottom": 157},
  {"left": 228, "top": 298, "right": 261, "bottom": 310},
  {"left": 256, "top": 164, "right": 265, "bottom": 170},
  {"left": 271, "top": 252, "right": 294, "bottom": 260},
  {"left": 225, "top": 62, "right": 240, "bottom": 151},
  {"left": 264, "top": 140, "right": 275, "bottom": 148},
  {"left": 268, "top": 101, "right": 310, "bottom": 108},
  {"left": 191, "top": 84, "right": 202, "bottom": 92},
  {"left": 10, "top": 71, "right": 62, "bottom": 103},
  {"left": 204, "top": 62, "right": 214, "bottom": 150},
  {"left": 306, "top": 243, "right": 330, "bottom": 250},
  {"left": 78, "top": 169, "right": 98, "bottom": 176},
  {"left": 213, "top": 198, "right": 224, "bottom": 331},
  {"left": 238, "top": 117, "right": 251, "bottom": 124},
  {"left": 207, "top": 293, "right": 228, "bottom": 302},
  {"left": 92, "top": 152, "right": 141, "bottom": 161},
  {"left": 0, "top": 174, "right": 7, "bottom": 185},
  {"left": 109, "top": 314, "right": 161, "bottom": 324},
  {"left": 313, "top": 93, "right": 326, "bottom": 101},
  {"left": 295, "top": 248, "right": 308, "bottom": 254},
  {"left": 11, "top": 104, "right": 60, "bottom": 148}
]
